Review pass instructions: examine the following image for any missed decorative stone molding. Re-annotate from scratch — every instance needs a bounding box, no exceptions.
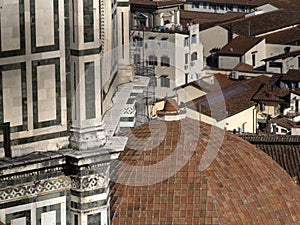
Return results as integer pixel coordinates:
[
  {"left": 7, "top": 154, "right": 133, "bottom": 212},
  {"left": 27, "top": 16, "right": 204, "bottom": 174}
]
[
  {"left": 70, "top": 174, "right": 108, "bottom": 192},
  {"left": 0, "top": 177, "right": 70, "bottom": 202},
  {"left": 0, "top": 166, "right": 64, "bottom": 183}
]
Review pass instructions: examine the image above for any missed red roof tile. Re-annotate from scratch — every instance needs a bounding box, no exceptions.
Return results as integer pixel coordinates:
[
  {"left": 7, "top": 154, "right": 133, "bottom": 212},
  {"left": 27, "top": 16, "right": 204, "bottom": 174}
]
[
  {"left": 219, "top": 36, "right": 263, "bottom": 55},
  {"left": 252, "top": 75, "right": 291, "bottom": 103},
  {"left": 282, "top": 69, "right": 300, "bottom": 82},
  {"left": 188, "top": 0, "right": 269, "bottom": 6},
  {"left": 187, "top": 75, "right": 270, "bottom": 120},
  {"left": 180, "top": 10, "right": 245, "bottom": 30},
  {"left": 233, "top": 62, "right": 253, "bottom": 71},
  {"left": 263, "top": 25, "right": 300, "bottom": 44},
  {"left": 130, "top": 0, "right": 184, "bottom": 7},
  {"left": 111, "top": 119, "right": 300, "bottom": 224},
  {"left": 270, "top": 117, "right": 300, "bottom": 129},
  {"left": 263, "top": 50, "right": 300, "bottom": 62},
  {"left": 221, "top": 9, "right": 300, "bottom": 36},
  {"left": 241, "top": 134, "right": 300, "bottom": 184}
]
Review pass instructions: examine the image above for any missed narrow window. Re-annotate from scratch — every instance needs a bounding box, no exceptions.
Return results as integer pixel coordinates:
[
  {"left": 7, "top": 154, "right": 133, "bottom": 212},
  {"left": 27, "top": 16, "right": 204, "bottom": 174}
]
[
  {"left": 191, "top": 34, "right": 197, "bottom": 44},
  {"left": 161, "top": 56, "right": 170, "bottom": 67},
  {"left": 149, "top": 37, "right": 156, "bottom": 49},
  {"left": 161, "top": 38, "right": 168, "bottom": 49},
  {"left": 185, "top": 53, "right": 189, "bottom": 64},
  {"left": 161, "top": 75, "right": 170, "bottom": 87},
  {"left": 148, "top": 55, "right": 157, "bottom": 66},
  {"left": 252, "top": 53, "right": 256, "bottom": 67},
  {"left": 184, "top": 37, "right": 189, "bottom": 47}
]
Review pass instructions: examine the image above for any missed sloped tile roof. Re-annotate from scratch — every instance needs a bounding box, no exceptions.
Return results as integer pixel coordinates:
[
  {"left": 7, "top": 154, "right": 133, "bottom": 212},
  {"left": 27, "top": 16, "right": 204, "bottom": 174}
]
[
  {"left": 187, "top": 75, "right": 270, "bottom": 120},
  {"left": 282, "top": 69, "right": 300, "bottom": 82},
  {"left": 263, "top": 25, "right": 300, "bottom": 44},
  {"left": 130, "top": 0, "right": 184, "bottom": 8},
  {"left": 241, "top": 133, "right": 300, "bottom": 183},
  {"left": 180, "top": 10, "right": 245, "bottom": 30},
  {"left": 221, "top": 9, "right": 300, "bottom": 36},
  {"left": 233, "top": 62, "right": 253, "bottom": 71},
  {"left": 263, "top": 50, "right": 300, "bottom": 62},
  {"left": 188, "top": 0, "right": 269, "bottom": 6},
  {"left": 252, "top": 75, "right": 290, "bottom": 102},
  {"left": 270, "top": 117, "right": 300, "bottom": 129},
  {"left": 219, "top": 36, "right": 264, "bottom": 55},
  {"left": 111, "top": 119, "right": 300, "bottom": 224}
]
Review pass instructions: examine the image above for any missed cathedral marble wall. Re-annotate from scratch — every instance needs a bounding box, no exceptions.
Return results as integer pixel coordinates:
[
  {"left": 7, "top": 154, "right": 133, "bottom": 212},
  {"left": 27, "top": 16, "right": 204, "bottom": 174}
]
[{"left": 0, "top": 0, "right": 68, "bottom": 156}]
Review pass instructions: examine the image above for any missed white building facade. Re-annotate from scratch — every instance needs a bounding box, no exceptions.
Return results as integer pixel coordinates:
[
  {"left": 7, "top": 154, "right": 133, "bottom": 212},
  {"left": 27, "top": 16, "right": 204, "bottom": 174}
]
[{"left": 132, "top": 24, "right": 204, "bottom": 98}]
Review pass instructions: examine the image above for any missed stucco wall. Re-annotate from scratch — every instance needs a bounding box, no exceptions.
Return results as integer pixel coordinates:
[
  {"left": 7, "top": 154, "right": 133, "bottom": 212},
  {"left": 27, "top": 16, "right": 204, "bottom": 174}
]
[
  {"left": 218, "top": 56, "right": 240, "bottom": 69},
  {"left": 199, "top": 26, "right": 229, "bottom": 59}
]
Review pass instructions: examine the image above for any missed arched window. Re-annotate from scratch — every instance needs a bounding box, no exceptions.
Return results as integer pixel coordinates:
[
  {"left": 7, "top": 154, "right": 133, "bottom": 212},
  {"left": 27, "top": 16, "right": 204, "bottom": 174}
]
[{"left": 161, "top": 56, "right": 170, "bottom": 67}]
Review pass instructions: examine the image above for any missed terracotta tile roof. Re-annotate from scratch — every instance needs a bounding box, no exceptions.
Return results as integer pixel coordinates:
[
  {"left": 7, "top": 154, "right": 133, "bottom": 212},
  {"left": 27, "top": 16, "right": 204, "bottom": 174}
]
[
  {"left": 263, "top": 25, "right": 300, "bottom": 44},
  {"left": 233, "top": 62, "right": 253, "bottom": 71},
  {"left": 252, "top": 86, "right": 289, "bottom": 102},
  {"left": 180, "top": 10, "right": 245, "bottom": 30},
  {"left": 188, "top": 0, "right": 300, "bottom": 10},
  {"left": 241, "top": 133, "right": 300, "bottom": 183},
  {"left": 187, "top": 75, "right": 270, "bottom": 120},
  {"left": 263, "top": 50, "right": 300, "bottom": 62},
  {"left": 221, "top": 9, "right": 300, "bottom": 36},
  {"left": 130, "top": 0, "right": 184, "bottom": 7},
  {"left": 252, "top": 75, "right": 290, "bottom": 102},
  {"left": 270, "top": 117, "right": 300, "bottom": 129},
  {"left": 188, "top": 0, "right": 269, "bottom": 7},
  {"left": 282, "top": 69, "right": 300, "bottom": 82},
  {"left": 219, "top": 36, "right": 264, "bottom": 55},
  {"left": 111, "top": 118, "right": 300, "bottom": 224}
]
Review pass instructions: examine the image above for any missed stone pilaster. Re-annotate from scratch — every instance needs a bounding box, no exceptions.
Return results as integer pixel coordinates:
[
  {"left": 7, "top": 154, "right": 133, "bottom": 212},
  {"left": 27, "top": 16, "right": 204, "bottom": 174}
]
[{"left": 69, "top": 0, "right": 106, "bottom": 150}]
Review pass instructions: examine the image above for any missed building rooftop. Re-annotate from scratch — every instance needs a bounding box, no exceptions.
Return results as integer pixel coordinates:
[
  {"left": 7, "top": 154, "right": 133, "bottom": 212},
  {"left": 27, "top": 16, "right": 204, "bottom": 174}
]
[
  {"left": 241, "top": 133, "right": 300, "bottom": 183},
  {"left": 110, "top": 118, "right": 300, "bottom": 224},
  {"left": 262, "top": 50, "right": 300, "bottom": 62},
  {"left": 221, "top": 9, "right": 300, "bottom": 36},
  {"left": 218, "top": 36, "right": 264, "bottom": 55},
  {"left": 187, "top": 75, "right": 270, "bottom": 120},
  {"left": 130, "top": 0, "right": 184, "bottom": 8},
  {"left": 233, "top": 62, "right": 253, "bottom": 71},
  {"left": 282, "top": 69, "right": 300, "bottom": 82},
  {"left": 271, "top": 117, "right": 300, "bottom": 129},
  {"left": 252, "top": 85, "right": 290, "bottom": 103},
  {"left": 180, "top": 10, "right": 245, "bottom": 30},
  {"left": 263, "top": 25, "right": 300, "bottom": 45},
  {"left": 187, "top": 0, "right": 269, "bottom": 7}
]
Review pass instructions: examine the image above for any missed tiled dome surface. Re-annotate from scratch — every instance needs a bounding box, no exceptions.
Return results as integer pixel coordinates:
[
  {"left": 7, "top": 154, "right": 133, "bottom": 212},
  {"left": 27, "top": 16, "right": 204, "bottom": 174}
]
[{"left": 110, "top": 118, "right": 300, "bottom": 224}]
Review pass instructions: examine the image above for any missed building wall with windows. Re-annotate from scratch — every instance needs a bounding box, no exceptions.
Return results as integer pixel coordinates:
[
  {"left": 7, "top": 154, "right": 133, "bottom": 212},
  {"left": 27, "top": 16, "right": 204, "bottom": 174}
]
[
  {"left": 185, "top": 1, "right": 254, "bottom": 14},
  {"left": 132, "top": 24, "right": 203, "bottom": 98},
  {"left": 131, "top": 4, "right": 182, "bottom": 29}
]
